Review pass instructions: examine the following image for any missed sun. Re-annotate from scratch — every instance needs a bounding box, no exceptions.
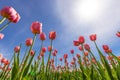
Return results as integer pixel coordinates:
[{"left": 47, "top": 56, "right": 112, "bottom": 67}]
[{"left": 72, "top": 0, "right": 104, "bottom": 22}]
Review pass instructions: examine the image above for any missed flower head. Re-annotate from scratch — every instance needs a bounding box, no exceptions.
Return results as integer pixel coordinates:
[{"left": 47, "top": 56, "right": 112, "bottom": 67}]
[
  {"left": 0, "top": 6, "right": 20, "bottom": 23},
  {"left": 70, "top": 49, "right": 74, "bottom": 54},
  {"left": 48, "top": 46, "right": 52, "bottom": 52},
  {"left": 78, "top": 46, "right": 83, "bottom": 51},
  {"left": 49, "top": 31, "right": 56, "bottom": 40},
  {"left": 79, "top": 36, "right": 85, "bottom": 44},
  {"left": 25, "top": 38, "right": 33, "bottom": 46},
  {"left": 76, "top": 53, "right": 80, "bottom": 58},
  {"left": 102, "top": 45, "right": 109, "bottom": 51},
  {"left": 84, "top": 44, "right": 90, "bottom": 51},
  {"left": 40, "top": 32, "right": 46, "bottom": 41},
  {"left": 14, "top": 46, "right": 20, "bottom": 53},
  {"left": 30, "top": 50, "right": 34, "bottom": 56},
  {"left": 116, "top": 32, "right": 120, "bottom": 37},
  {"left": 63, "top": 54, "right": 68, "bottom": 59},
  {"left": 90, "top": 34, "right": 96, "bottom": 41},
  {"left": 42, "top": 47, "right": 46, "bottom": 53},
  {"left": 73, "top": 40, "right": 80, "bottom": 46},
  {"left": 84, "top": 51, "right": 89, "bottom": 56},
  {"left": 30, "top": 21, "right": 42, "bottom": 34}
]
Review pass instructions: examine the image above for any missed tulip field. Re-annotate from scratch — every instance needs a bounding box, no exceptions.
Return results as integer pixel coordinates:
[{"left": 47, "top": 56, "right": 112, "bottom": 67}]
[{"left": 0, "top": 6, "right": 120, "bottom": 80}]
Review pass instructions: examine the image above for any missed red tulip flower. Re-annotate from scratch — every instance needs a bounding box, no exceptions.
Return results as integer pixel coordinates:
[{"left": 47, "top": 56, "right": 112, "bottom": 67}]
[
  {"left": 107, "top": 56, "right": 113, "bottom": 60},
  {"left": 48, "top": 46, "right": 52, "bottom": 52},
  {"left": 78, "top": 46, "right": 83, "bottom": 51},
  {"left": 76, "top": 53, "right": 80, "bottom": 58},
  {"left": 14, "top": 46, "right": 20, "bottom": 53},
  {"left": 11, "top": 13, "right": 20, "bottom": 23},
  {"left": 84, "top": 52, "right": 89, "bottom": 56},
  {"left": 102, "top": 45, "right": 109, "bottom": 51},
  {"left": 40, "top": 32, "right": 46, "bottom": 41},
  {"left": 84, "top": 44, "right": 90, "bottom": 51},
  {"left": 25, "top": 38, "right": 33, "bottom": 46},
  {"left": 30, "top": 21, "right": 42, "bottom": 34},
  {"left": 116, "top": 32, "right": 120, "bottom": 37},
  {"left": 1, "top": 58, "right": 6, "bottom": 63},
  {"left": 30, "top": 50, "right": 34, "bottom": 56},
  {"left": 90, "top": 34, "right": 96, "bottom": 41},
  {"left": 42, "top": 47, "right": 46, "bottom": 53},
  {"left": 49, "top": 31, "right": 56, "bottom": 40},
  {"left": 70, "top": 49, "right": 74, "bottom": 54},
  {"left": 52, "top": 52, "right": 57, "bottom": 56},
  {"left": 53, "top": 49, "right": 58, "bottom": 53},
  {"left": 79, "top": 36, "right": 85, "bottom": 44},
  {"left": 73, "top": 40, "right": 80, "bottom": 46},
  {"left": 0, "top": 33, "right": 4, "bottom": 40},
  {"left": 63, "top": 54, "right": 68, "bottom": 59},
  {"left": 73, "top": 57, "right": 76, "bottom": 61},
  {"left": 4, "top": 59, "right": 10, "bottom": 65},
  {"left": 0, "top": 6, "right": 20, "bottom": 23}
]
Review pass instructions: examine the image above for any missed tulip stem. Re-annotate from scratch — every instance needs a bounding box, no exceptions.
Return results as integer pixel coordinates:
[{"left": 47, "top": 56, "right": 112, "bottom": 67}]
[
  {"left": 0, "top": 21, "right": 11, "bottom": 32},
  {"left": 46, "top": 40, "right": 53, "bottom": 73},
  {"left": 0, "top": 17, "right": 6, "bottom": 24}
]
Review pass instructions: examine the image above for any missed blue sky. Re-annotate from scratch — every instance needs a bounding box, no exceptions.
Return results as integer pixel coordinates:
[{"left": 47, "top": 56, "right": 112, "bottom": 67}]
[{"left": 0, "top": 0, "right": 120, "bottom": 63}]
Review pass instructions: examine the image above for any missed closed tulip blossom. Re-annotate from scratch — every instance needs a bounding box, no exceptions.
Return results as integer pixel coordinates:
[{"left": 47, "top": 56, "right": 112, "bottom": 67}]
[
  {"left": 63, "top": 54, "right": 68, "bottom": 59},
  {"left": 0, "top": 6, "right": 20, "bottom": 23},
  {"left": 102, "top": 45, "right": 109, "bottom": 51},
  {"left": 79, "top": 36, "right": 85, "bottom": 44},
  {"left": 30, "top": 50, "right": 34, "bottom": 56},
  {"left": 73, "top": 57, "right": 76, "bottom": 61},
  {"left": 76, "top": 53, "right": 80, "bottom": 58},
  {"left": 102, "top": 45, "right": 112, "bottom": 53},
  {"left": 1, "top": 58, "right": 6, "bottom": 63},
  {"left": 0, "top": 33, "right": 4, "bottom": 40},
  {"left": 25, "top": 38, "right": 33, "bottom": 46},
  {"left": 70, "top": 49, "right": 74, "bottom": 54},
  {"left": 11, "top": 13, "right": 20, "bottom": 23},
  {"left": 73, "top": 40, "right": 80, "bottom": 46},
  {"left": 48, "top": 46, "right": 52, "bottom": 52},
  {"left": 90, "top": 34, "right": 96, "bottom": 41},
  {"left": 4, "top": 59, "right": 10, "bottom": 65},
  {"left": 53, "top": 49, "right": 58, "bottom": 53},
  {"left": 14, "top": 46, "right": 20, "bottom": 53},
  {"left": 1, "top": 6, "right": 16, "bottom": 18},
  {"left": 84, "top": 52, "right": 89, "bottom": 56},
  {"left": 40, "top": 32, "right": 46, "bottom": 41},
  {"left": 78, "top": 46, "right": 83, "bottom": 51},
  {"left": 84, "top": 44, "right": 90, "bottom": 51},
  {"left": 30, "top": 21, "right": 42, "bottom": 34},
  {"left": 52, "top": 52, "right": 57, "bottom": 56},
  {"left": 49, "top": 31, "right": 56, "bottom": 40},
  {"left": 116, "top": 32, "right": 120, "bottom": 37},
  {"left": 42, "top": 47, "right": 46, "bottom": 53}
]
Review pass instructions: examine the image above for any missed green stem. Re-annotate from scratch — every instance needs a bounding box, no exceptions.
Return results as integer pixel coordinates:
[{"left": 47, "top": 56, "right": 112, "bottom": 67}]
[
  {"left": 13, "top": 34, "right": 37, "bottom": 80},
  {"left": 46, "top": 40, "right": 53, "bottom": 73},
  {"left": 0, "top": 21, "right": 11, "bottom": 32},
  {"left": 0, "top": 17, "right": 6, "bottom": 24},
  {"left": 20, "top": 47, "right": 28, "bottom": 67}
]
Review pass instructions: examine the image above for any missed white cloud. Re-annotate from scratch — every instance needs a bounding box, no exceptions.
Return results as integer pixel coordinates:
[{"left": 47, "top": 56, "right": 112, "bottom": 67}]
[{"left": 54, "top": 0, "right": 120, "bottom": 44}]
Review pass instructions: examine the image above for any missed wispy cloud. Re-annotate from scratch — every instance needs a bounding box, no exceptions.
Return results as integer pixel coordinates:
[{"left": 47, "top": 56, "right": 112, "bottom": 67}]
[{"left": 54, "top": 0, "right": 120, "bottom": 45}]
